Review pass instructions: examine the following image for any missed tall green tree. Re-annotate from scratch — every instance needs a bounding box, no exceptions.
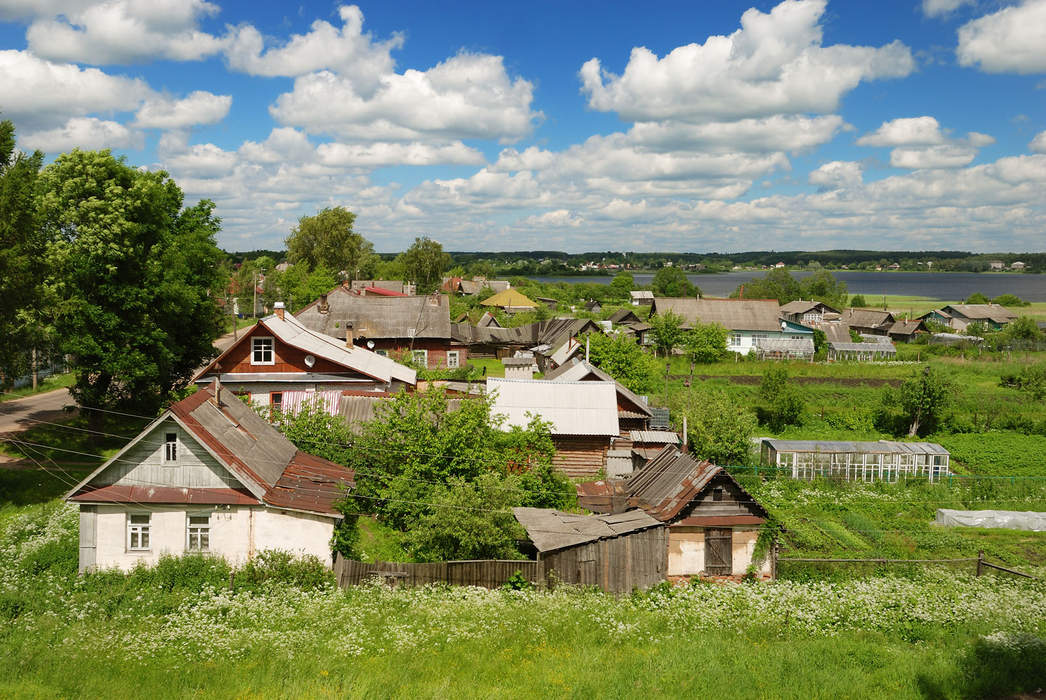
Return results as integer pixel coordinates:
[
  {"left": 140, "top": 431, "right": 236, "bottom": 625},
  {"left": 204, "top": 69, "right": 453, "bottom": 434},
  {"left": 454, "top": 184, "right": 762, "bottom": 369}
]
[
  {"left": 651, "top": 267, "right": 699, "bottom": 297},
  {"left": 39, "top": 150, "right": 225, "bottom": 416},
  {"left": 731, "top": 268, "right": 801, "bottom": 303},
  {"left": 799, "top": 269, "right": 848, "bottom": 309},
  {"left": 683, "top": 323, "right": 728, "bottom": 364},
  {"left": 0, "top": 121, "right": 44, "bottom": 382},
  {"left": 286, "top": 207, "right": 377, "bottom": 279},
  {"left": 585, "top": 331, "right": 660, "bottom": 394},
  {"left": 885, "top": 367, "right": 955, "bottom": 437},
  {"left": 665, "top": 390, "right": 757, "bottom": 465},
  {"left": 398, "top": 236, "right": 451, "bottom": 293},
  {"left": 648, "top": 310, "right": 687, "bottom": 357},
  {"left": 757, "top": 367, "right": 805, "bottom": 431}
]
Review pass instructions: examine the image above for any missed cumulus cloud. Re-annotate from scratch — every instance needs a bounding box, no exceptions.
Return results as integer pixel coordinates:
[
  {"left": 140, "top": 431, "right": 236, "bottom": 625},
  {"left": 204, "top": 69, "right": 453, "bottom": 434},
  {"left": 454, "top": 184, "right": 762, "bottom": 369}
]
[
  {"left": 19, "top": 116, "right": 142, "bottom": 151},
  {"left": 579, "top": 0, "right": 913, "bottom": 123},
  {"left": 225, "top": 5, "right": 400, "bottom": 92},
  {"left": 317, "top": 141, "right": 485, "bottom": 168},
  {"left": 957, "top": 0, "right": 1046, "bottom": 74},
  {"left": 237, "top": 128, "right": 317, "bottom": 164},
  {"left": 519, "top": 210, "right": 584, "bottom": 228},
  {"left": 921, "top": 0, "right": 974, "bottom": 18},
  {"left": 809, "top": 161, "right": 863, "bottom": 190},
  {"left": 858, "top": 116, "right": 993, "bottom": 169},
  {"left": 1031, "top": 131, "right": 1046, "bottom": 153},
  {"left": 627, "top": 115, "right": 846, "bottom": 154},
  {"left": 270, "top": 52, "right": 540, "bottom": 142},
  {"left": 134, "top": 91, "right": 231, "bottom": 129},
  {"left": 24, "top": 0, "right": 225, "bottom": 64},
  {"left": 0, "top": 49, "right": 148, "bottom": 127}
]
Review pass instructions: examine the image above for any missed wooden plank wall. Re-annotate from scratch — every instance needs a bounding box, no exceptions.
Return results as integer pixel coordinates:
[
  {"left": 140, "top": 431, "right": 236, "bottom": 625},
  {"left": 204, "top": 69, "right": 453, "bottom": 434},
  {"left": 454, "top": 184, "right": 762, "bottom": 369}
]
[
  {"left": 541, "top": 527, "right": 667, "bottom": 594},
  {"left": 334, "top": 557, "right": 546, "bottom": 589},
  {"left": 551, "top": 435, "right": 610, "bottom": 478}
]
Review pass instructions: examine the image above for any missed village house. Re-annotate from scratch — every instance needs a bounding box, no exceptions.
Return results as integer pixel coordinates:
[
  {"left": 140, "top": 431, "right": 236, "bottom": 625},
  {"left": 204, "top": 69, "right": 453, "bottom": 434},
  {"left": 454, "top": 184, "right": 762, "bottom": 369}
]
[
  {"left": 922, "top": 304, "right": 1018, "bottom": 332},
  {"left": 349, "top": 280, "right": 416, "bottom": 296},
  {"left": 295, "top": 285, "right": 466, "bottom": 369},
  {"left": 451, "top": 317, "right": 603, "bottom": 371},
  {"left": 607, "top": 308, "right": 641, "bottom": 326},
  {"left": 630, "top": 290, "right": 654, "bottom": 307},
  {"left": 194, "top": 304, "right": 415, "bottom": 410},
  {"left": 779, "top": 300, "right": 839, "bottom": 325},
  {"left": 66, "top": 381, "right": 354, "bottom": 572},
  {"left": 650, "top": 297, "right": 814, "bottom": 356},
  {"left": 487, "top": 377, "right": 620, "bottom": 478},
  {"left": 577, "top": 446, "right": 773, "bottom": 581},
  {"left": 544, "top": 359, "right": 653, "bottom": 432},
  {"left": 841, "top": 308, "right": 895, "bottom": 336},
  {"left": 480, "top": 288, "right": 539, "bottom": 313},
  {"left": 887, "top": 318, "right": 928, "bottom": 342}
]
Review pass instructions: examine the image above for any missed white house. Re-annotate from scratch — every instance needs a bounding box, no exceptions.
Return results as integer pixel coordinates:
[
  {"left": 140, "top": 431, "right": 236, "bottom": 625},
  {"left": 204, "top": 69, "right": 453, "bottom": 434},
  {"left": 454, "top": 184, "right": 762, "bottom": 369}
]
[
  {"left": 650, "top": 297, "right": 813, "bottom": 355},
  {"left": 66, "top": 381, "right": 354, "bottom": 572}
]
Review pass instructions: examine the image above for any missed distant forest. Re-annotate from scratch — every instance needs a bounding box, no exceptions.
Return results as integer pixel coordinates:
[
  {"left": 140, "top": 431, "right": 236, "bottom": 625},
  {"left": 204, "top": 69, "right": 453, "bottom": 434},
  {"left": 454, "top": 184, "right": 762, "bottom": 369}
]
[{"left": 226, "top": 248, "right": 1042, "bottom": 275}]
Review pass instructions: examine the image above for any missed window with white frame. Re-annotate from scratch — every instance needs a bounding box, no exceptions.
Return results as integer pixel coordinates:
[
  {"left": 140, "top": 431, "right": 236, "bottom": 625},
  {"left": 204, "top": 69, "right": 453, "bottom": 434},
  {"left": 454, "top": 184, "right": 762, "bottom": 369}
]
[
  {"left": 412, "top": 349, "right": 428, "bottom": 367},
  {"left": 127, "top": 514, "right": 151, "bottom": 551},
  {"left": 251, "top": 336, "right": 274, "bottom": 365},
  {"left": 163, "top": 432, "right": 177, "bottom": 463},
  {"left": 186, "top": 514, "right": 210, "bottom": 551},
  {"left": 728, "top": 333, "right": 742, "bottom": 347},
  {"left": 446, "top": 351, "right": 460, "bottom": 368}
]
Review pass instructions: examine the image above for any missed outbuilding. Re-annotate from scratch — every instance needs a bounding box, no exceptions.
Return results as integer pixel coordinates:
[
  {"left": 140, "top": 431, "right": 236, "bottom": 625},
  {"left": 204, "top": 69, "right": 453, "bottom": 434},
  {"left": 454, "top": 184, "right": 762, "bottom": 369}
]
[{"left": 760, "top": 438, "right": 950, "bottom": 482}]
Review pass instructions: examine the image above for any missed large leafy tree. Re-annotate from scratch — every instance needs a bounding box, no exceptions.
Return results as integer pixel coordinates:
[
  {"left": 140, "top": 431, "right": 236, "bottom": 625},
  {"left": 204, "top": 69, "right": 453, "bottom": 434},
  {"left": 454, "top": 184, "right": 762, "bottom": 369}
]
[
  {"left": 0, "top": 121, "right": 44, "bottom": 382},
  {"left": 39, "top": 150, "right": 225, "bottom": 417},
  {"left": 286, "top": 207, "right": 377, "bottom": 280},
  {"left": 683, "top": 323, "right": 728, "bottom": 364},
  {"left": 651, "top": 267, "right": 699, "bottom": 297},
  {"left": 585, "top": 331, "right": 660, "bottom": 394},
  {"left": 398, "top": 236, "right": 451, "bottom": 293},
  {"left": 648, "top": 310, "right": 687, "bottom": 357},
  {"left": 665, "top": 389, "right": 757, "bottom": 465}
]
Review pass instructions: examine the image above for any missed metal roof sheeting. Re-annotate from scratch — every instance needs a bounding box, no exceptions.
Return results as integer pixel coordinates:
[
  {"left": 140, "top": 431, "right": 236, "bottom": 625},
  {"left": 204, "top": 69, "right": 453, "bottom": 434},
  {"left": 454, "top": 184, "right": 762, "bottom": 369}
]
[
  {"left": 546, "top": 359, "right": 652, "bottom": 417},
  {"left": 652, "top": 298, "right": 782, "bottom": 332},
  {"left": 297, "top": 286, "right": 452, "bottom": 340},
  {"left": 829, "top": 341, "right": 897, "bottom": 353},
  {"left": 629, "top": 430, "right": 679, "bottom": 444},
  {"left": 487, "top": 377, "right": 619, "bottom": 436},
  {"left": 513, "top": 507, "right": 662, "bottom": 552},
  {"left": 762, "top": 438, "right": 949, "bottom": 455}
]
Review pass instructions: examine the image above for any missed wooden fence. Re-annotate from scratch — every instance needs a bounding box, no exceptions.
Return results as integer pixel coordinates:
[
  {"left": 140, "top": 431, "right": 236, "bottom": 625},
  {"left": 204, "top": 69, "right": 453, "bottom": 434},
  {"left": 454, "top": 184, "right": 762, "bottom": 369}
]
[
  {"left": 333, "top": 555, "right": 547, "bottom": 589},
  {"left": 777, "top": 551, "right": 1040, "bottom": 580}
]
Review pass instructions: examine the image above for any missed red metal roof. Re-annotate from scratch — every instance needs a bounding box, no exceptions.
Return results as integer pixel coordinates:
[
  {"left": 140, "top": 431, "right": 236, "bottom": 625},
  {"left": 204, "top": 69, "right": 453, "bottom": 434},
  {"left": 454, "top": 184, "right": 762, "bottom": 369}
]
[
  {"left": 362, "top": 286, "right": 408, "bottom": 297},
  {"left": 69, "top": 484, "right": 259, "bottom": 506},
  {"left": 264, "top": 450, "right": 355, "bottom": 515}
]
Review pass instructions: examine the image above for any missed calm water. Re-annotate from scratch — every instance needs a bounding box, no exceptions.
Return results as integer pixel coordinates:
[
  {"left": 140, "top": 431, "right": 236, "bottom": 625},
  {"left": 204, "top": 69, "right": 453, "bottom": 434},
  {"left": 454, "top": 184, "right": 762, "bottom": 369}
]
[{"left": 530, "top": 270, "right": 1046, "bottom": 302}]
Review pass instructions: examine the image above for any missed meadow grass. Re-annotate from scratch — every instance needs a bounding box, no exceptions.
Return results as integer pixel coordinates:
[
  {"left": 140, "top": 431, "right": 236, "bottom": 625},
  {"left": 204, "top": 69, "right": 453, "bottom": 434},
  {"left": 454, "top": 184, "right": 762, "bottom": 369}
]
[{"left": 0, "top": 373, "right": 75, "bottom": 403}]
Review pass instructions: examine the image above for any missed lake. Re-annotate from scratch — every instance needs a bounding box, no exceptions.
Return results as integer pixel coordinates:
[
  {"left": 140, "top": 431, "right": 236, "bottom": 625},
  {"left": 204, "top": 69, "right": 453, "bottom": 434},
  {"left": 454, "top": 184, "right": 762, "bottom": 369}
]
[{"left": 529, "top": 270, "right": 1046, "bottom": 302}]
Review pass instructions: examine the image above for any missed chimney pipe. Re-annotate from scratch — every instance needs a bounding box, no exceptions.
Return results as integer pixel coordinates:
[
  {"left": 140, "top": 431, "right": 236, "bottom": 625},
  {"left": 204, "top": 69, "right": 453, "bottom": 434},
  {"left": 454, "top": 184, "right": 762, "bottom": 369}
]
[
  {"left": 213, "top": 378, "right": 222, "bottom": 406},
  {"left": 345, "top": 322, "right": 354, "bottom": 348},
  {"left": 274, "top": 301, "right": 285, "bottom": 320}
]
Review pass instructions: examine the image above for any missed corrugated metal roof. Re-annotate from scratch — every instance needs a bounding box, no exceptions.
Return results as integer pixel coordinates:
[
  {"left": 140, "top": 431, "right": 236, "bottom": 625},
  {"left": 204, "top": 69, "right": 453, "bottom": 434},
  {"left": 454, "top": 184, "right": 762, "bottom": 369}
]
[
  {"left": 513, "top": 507, "right": 662, "bottom": 552},
  {"left": 629, "top": 430, "right": 679, "bottom": 444},
  {"left": 297, "top": 286, "right": 452, "bottom": 340},
  {"left": 607, "top": 308, "right": 640, "bottom": 325},
  {"left": 630, "top": 291, "right": 654, "bottom": 299},
  {"left": 546, "top": 359, "right": 652, "bottom": 417},
  {"left": 652, "top": 298, "right": 782, "bottom": 332},
  {"left": 762, "top": 438, "right": 949, "bottom": 455},
  {"left": 779, "top": 300, "right": 838, "bottom": 315},
  {"left": 487, "top": 377, "right": 619, "bottom": 436}
]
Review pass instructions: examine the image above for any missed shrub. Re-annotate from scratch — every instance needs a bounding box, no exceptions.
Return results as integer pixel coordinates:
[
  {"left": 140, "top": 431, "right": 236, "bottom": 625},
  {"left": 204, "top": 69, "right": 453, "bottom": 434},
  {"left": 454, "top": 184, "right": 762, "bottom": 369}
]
[
  {"left": 957, "top": 632, "right": 1046, "bottom": 698},
  {"left": 683, "top": 323, "right": 728, "bottom": 364},
  {"left": 236, "top": 550, "right": 334, "bottom": 591},
  {"left": 757, "top": 367, "right": 805, "bottom": 431}
]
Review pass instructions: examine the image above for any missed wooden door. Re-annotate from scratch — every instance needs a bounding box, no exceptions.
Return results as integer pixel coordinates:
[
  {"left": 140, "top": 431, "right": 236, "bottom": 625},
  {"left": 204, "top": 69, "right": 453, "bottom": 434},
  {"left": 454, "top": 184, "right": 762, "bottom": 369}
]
[{"left": 704, "top": 528, "right": 732, "bottom": 575}]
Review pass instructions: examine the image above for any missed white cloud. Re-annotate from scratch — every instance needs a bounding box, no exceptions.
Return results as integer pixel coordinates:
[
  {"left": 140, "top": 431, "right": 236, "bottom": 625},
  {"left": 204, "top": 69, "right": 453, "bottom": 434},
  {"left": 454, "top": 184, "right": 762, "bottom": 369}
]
[
  {"left": 1031, "top": 131, "right": 1046, "bottom": 153},
  {"left": 225, "top": 4, "right": 400, "bottom": 92},
  {"left": 957, "top": 0, "right": 1046, "bottom": 74},
  {"left": 238, "top": 128, "right": 317, "bottom": 164},
  {"left": 921, "top": 0, "right": 974, "bottom": 18},
  {"left": 134, "top": 91, "right": 231, "bottom": 129},
  {"left": 19, "top": 116, "right": 142, "bottom": 151},
  {"left": 890, "top": 144, "right": 977, "bottom": 169},
  {"left": 317, "top": 141, "right": 485, "bottom": 167},
  {"left": 161, "top": 142, "right": 237, "bottom": 177},
  {"left": 627, "top": 115, "right": 846, "bottom": 154},
  {"left": 519, "top": 210, "right": 584, "bottom": 228},
  {"left": 809, "top": 161, "right": 863, "bottom": 190},
  {"left": 271, "top": 52, "right": 540, "bottom": 142},
  {"left": 579, "top": 0, "right": 913, "bottom": 123},
  {"left": 0, "top": 49, "right": 148, "bottom": 127},
  {"left": 857, "top": 116, "right": 947, "bottom": 146},
  {"left": 24, "top": 0, "right": 225, "bottom": 64}
]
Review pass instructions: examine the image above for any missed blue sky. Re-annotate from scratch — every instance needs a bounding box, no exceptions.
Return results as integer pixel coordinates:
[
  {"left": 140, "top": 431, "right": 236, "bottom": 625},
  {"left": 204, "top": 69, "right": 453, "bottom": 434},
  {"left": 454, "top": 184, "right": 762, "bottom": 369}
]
[{"left": 1, "top": 0, "right": 1044, "bottom": 253}]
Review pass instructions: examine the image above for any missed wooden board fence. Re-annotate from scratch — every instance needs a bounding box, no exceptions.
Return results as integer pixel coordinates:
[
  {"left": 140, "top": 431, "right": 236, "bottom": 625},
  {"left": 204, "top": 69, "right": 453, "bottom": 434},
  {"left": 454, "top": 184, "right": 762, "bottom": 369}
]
[{"left": 334, "top": 555, "right": 546, "bottom": 589}]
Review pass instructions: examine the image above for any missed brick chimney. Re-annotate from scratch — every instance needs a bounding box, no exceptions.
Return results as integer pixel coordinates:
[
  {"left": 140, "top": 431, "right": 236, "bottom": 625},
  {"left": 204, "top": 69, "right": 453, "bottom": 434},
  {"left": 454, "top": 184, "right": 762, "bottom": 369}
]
[
  {"left": 345, "top": 322, "right": 354, "bottom": 348},
  {"left": 274, "top": 301, "right": 285, "bottom": 320}
]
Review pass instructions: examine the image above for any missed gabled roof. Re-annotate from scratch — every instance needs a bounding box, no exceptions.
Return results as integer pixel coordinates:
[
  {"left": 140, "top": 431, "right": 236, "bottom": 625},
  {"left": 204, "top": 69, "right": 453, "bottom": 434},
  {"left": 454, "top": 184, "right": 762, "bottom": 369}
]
[
  {"left": 779, "top": 300, "right": 839, "bottom": 315},
  {"left": 480, "top": 288, "right": 538, "bottom": 309},
  {"left": 841, "top": 308, "right": 895, "bottom": 329},
  {"left": 545, "top": 359, "right": 652, "bottom": 417},
  {"left": 513, "top": 507, "right": 662, "bottom": 553},
  {"left": 888, "top": 319, "right": 926, "bottom": 336},
  {"left": 67, "top": 382, "right": 354, "bottom": 516},
  {"left": 652, "top": 298, "right": 782, "bottom": 332},
  {"left": 630, "top": 291, "right": 654, "bottom": 300},
  {"left": 607, "top": 308, "right": 641, "bottom": 325},
  {"left": 196, "top": 311, "right": 415, "bottom": 386},
  {"left": 761, "top": 439, "right": 948, "bottom": 456},
  {"left": 942, "top": 304, "right": 1018, "bottom": 324},
  {"left": 297, "top": 286, "right": 452, "bottom": 340},
  {"left": 460, "top": 279, "right": 510, "bottom": 295},
  {"left": 451, "top": 318, "right": 601, "bottom": 348},
  {"left": 487, "top": 377, "right": 619, "bottom": 436},
  {"left": 360, "top": 286, "right": 408, "bottom": 297},
  {"left": 476, "top": 311, "right": 502, "bottom": 328},
  {"left": 624, "top": 445, "right": 767, "bottom": 523}
]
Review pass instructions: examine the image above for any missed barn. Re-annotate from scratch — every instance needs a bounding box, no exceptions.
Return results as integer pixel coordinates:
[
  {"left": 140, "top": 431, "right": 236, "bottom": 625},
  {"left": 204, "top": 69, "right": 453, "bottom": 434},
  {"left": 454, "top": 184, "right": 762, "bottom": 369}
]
[{"left": 513, "top": 507, "right": 666, "bottom": 594}]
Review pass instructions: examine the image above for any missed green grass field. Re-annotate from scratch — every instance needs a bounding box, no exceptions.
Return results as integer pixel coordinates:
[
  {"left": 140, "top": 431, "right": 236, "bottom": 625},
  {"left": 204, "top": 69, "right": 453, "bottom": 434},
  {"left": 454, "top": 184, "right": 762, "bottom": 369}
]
[{"left": 0, "top": 373, "right": 74, "bottom": 403}]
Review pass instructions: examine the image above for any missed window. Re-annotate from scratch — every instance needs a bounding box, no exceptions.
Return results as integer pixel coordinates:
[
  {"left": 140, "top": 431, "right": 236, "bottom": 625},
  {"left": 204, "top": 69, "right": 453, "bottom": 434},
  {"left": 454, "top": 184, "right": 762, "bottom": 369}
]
[
  {"left": 270, "top": 392, "right": 283, "bottom": 412},
  {"left": 251, "top": 337, "right": 274, "bottom": 365},
  {"left": 187, "top": 514, "right": 210, "bottom": 551},
  {"left": 728, "top": 333, "right": 741, "bottom": 347},
  {"left": 163, "top": 432, "right": 177, "bottom": 463},
  {"left": 712, "top": 486, "right": 724, "bottom": 502},
  {"left": 412, "top": 349, "right": 428, "bottom": 367},
  {"left": 375, "top": 349, "right": 388, "bottom": 357},
  {"left": 127, "top": 514, "right": 151, "bottom": 551},
  {"left": 446, "top": 351, "right": 460, "bottom": 368}
]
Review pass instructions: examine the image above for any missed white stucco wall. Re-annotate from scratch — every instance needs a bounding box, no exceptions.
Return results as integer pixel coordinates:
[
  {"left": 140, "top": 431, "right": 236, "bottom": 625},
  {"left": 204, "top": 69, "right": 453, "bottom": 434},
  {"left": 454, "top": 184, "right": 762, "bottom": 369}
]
[
  {"left": 84, "top": 504, "right": 336, "bottom": 572},
  {"left": 726, "top": 331, "right": 809, "bottom": 354},
  {"left": 667, "top": 526, "right": 771, "bottom": 577}
]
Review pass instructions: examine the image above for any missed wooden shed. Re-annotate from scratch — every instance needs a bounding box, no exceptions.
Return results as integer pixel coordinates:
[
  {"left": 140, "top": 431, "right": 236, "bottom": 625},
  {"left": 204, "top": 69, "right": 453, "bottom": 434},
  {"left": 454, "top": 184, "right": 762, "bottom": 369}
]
[{"left": 513, "top": 507, "right": 666, "bottom": 594}]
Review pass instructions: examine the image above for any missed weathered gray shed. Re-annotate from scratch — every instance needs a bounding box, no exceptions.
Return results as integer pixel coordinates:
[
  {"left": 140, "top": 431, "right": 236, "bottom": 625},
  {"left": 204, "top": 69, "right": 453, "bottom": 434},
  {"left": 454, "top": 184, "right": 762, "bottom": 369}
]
[{"left": 513, "top": 507, "right": 666, "bottom": 594}]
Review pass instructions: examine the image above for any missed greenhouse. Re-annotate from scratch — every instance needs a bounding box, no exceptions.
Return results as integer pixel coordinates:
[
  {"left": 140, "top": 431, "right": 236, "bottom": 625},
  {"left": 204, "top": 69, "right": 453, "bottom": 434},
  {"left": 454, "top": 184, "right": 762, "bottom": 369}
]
[{"left": 759, "top": 439, "right": 951, "bottom": 482}]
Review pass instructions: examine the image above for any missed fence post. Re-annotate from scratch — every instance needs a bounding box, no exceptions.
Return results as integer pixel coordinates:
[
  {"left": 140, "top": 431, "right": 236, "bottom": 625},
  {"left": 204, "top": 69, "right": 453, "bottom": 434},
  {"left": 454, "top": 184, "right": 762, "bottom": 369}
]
[{"left": 976, "top": 550, "right": 984, "bottom": 577}]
